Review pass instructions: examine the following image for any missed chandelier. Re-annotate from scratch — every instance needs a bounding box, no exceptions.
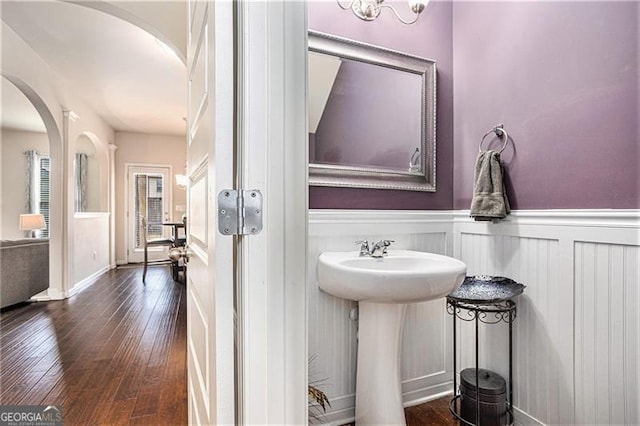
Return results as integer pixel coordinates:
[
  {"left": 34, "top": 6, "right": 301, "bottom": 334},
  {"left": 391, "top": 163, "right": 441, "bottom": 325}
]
[{"left": 337, "top": 0, "right": 430, "bottom": 25}]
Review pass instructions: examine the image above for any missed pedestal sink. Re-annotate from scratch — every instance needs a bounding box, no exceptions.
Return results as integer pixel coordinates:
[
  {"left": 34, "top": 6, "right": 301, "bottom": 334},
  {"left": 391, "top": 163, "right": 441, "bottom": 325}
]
[{"left": 318, "top": 250, "right": 467, "bottom": 425}]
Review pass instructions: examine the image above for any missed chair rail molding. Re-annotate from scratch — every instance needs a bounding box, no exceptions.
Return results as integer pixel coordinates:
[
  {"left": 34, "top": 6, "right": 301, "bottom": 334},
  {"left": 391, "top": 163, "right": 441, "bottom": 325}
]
[{"left": 454, "top": 209, "right": 640, "bottom": 229}]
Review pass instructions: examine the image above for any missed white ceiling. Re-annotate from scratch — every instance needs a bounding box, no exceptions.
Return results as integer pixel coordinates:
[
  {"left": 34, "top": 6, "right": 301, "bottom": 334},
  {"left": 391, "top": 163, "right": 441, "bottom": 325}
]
[
  {"left": 1, "top": 76, "right": 47, "bottom": 133},
  {"left": 1, "top": 0, "right": 187, "bottom": 136}
]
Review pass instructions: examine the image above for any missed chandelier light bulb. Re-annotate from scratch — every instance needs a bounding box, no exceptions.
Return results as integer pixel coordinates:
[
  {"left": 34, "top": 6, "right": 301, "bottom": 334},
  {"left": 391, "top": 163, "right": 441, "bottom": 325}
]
[
  {"left": 408, "top": 0, "right": 429, "bottom": 15},
  {"left": 338, "top": 0, "right": 429, "bottom": 25},
  {"left": 362, "top": 1, "right": 376, "bottom": 18}
]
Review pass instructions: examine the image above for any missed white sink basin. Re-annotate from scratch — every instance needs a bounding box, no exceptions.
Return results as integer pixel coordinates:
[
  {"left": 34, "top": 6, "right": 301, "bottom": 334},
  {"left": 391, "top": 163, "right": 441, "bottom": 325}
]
[
  {"left": 318, "top": 250, "right": 467, "bottom": 303},
  {"left": 317, "top": 249, "right": 467, "bottom": 425}
]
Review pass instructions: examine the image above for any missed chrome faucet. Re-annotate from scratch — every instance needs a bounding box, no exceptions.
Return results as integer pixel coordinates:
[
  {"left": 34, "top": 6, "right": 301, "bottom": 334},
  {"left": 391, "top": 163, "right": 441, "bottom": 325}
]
[
  {"left": 354, "top": 239, "right": 394, "bottom": 258},
  {"left": 354, "top": 240, "right": 370, "bottom": 257},
  {"left": 369, "top": 239, "right": 394, "bottom": 258}
]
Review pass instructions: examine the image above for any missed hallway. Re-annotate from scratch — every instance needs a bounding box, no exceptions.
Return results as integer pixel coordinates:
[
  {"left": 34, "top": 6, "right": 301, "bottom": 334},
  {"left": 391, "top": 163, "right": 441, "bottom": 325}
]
[{"left": 0, "top": 266, "right": 187, "bottom": 425}]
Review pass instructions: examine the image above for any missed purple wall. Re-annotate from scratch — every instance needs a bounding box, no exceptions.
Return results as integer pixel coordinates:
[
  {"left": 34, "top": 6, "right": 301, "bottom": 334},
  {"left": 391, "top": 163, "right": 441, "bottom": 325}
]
[
  {"left": 308, "top": 0, "right": 454, "bottom": 209},
  {"left": 453, "top": 2, "right": 639, "bottom": 209},
  {"left": 314, "top": 58, "right": 421, "bottom": 170},
  {"left": 310, "top": 1, "right": 638, "bottom": 210},
  {"left": 309, "top": 132, "right": 317, "bottom": 163}
]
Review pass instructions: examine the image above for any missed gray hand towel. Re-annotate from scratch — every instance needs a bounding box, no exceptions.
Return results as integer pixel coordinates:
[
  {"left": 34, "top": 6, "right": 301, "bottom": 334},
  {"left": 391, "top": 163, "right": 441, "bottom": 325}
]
[{"left": 470, "top": 150, "right": 510, "bottom": 221}]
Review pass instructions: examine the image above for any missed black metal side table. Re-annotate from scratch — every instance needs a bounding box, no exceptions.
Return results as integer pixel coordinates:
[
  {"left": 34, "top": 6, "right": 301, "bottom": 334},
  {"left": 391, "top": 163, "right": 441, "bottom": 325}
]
[{"left": 446, "top": 276, "right": 525, "bottom": 426}]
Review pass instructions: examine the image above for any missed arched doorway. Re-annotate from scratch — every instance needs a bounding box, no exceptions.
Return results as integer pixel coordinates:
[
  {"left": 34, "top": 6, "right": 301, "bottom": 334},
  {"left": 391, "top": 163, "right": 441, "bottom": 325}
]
[{"left": 1, "top": 74, "right": 65, "bottom": 299}]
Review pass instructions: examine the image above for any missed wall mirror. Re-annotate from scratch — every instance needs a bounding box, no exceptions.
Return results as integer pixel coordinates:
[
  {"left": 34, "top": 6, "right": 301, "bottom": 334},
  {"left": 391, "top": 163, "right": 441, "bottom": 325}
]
[{"left": 308, "top": 31, "right": 437, "bottom": 192}]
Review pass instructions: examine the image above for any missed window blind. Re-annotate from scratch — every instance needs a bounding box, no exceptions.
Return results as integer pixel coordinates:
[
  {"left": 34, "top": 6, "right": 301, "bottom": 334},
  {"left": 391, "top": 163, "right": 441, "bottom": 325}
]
[
  {"left": 134, "top": 173, "right": 165, "bottom": 248},
  {"left": 39, "top": 156, "right": 50, "bottom": 238}
]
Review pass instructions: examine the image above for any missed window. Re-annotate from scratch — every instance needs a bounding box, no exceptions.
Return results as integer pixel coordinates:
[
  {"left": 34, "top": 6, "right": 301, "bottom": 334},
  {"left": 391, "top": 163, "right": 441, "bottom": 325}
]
[
  {"left": 26, "top": 151, "right": 50, "bottom": 238},
  {"left": 38, "top": 156, "right": 50, "bottom": 238},
  {"left": 134, "top": 173, "right": 166, "bottom": 248}
]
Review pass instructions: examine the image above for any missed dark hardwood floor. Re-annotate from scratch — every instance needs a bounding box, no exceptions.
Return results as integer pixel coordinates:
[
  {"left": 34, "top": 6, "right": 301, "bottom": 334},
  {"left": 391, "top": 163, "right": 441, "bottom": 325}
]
[
  {"left": 0, "top": 265, "right": 187, "bottom": 426},
  {"left": 405, "top": 397, "right": 457, "bottom": 426},
  {"left": 1, "top": 264, "right": 455, "bottom": 426}
]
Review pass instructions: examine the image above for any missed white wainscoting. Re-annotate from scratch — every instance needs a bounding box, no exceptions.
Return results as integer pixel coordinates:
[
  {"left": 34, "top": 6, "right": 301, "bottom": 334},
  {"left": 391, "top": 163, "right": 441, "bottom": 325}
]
[
  {"left": 573, "top": 242, "right": 639, "bottom": 425},
  {"left": 453, "top": 210, "right": 639, "bottom": 426},
  {"left": 309, "top": 209, "right": 639, "bottom": 426}
]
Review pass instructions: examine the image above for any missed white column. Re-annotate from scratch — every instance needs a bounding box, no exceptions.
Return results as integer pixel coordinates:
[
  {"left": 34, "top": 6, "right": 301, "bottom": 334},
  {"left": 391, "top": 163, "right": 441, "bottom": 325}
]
[
  {"left": 61, "top": 109, "right": 78, "bottom": 296},
  {"left": 108, "top": 143, "right": 117, "bottom": 268}
]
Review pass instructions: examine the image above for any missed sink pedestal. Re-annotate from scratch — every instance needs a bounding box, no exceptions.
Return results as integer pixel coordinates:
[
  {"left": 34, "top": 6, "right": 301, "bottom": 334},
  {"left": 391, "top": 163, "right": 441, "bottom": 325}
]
[{"left": 356, "top": 302, "right": 408, "bottom": 425}]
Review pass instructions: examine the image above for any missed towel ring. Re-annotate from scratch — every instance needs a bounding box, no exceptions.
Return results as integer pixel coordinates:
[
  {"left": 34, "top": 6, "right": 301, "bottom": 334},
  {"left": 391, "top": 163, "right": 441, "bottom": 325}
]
[{"left": 479, "top": 125, "right": 509, "bottom": 154}]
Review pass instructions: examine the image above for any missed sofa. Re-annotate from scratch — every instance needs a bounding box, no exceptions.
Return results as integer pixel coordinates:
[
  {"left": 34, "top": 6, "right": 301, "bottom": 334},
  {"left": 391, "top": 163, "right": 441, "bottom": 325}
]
[{"left": 0, "top": 238, "right": 49, "bottom": 309}]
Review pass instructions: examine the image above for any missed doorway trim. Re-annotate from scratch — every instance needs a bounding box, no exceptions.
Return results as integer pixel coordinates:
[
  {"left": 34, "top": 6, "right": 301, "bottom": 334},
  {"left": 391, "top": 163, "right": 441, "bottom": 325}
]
[{"left": 235, "top": 1, "right": 308, "bottom": 423}]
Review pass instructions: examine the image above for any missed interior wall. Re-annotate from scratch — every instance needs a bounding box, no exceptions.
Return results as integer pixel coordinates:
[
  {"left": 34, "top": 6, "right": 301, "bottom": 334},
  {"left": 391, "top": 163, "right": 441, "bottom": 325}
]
[
  {"left": 114, "top": 131, "right": 186, "bottom": 263},
  {"left": 308, "top": 1, "right": 454, "bottom": 209},
  {"left": 73, "top": 213, "right": 110, "bottom": 286},
  {"left": 0, "top": 129, "right": 49, "bottom": 240},
  {"left": 452, "top": 1, "right": 639, "bottom": 209}
]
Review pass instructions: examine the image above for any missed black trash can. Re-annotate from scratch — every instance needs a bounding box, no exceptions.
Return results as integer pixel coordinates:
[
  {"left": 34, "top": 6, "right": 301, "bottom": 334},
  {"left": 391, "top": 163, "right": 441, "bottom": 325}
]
[{"left": 460, "top": 368, "right": 507, "bottom": 426}]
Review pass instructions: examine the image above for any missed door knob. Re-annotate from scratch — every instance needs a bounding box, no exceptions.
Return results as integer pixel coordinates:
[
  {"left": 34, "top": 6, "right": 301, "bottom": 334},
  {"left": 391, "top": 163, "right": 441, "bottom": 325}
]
[{"left": 169, "top": 245, "right": 192, "bottom": 263}]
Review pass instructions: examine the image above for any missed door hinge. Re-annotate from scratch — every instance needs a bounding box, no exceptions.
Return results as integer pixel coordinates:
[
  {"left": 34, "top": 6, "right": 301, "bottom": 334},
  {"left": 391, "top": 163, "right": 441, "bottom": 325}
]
[{"left": 217, "top": 189, "right": 263, "bottom": 236}]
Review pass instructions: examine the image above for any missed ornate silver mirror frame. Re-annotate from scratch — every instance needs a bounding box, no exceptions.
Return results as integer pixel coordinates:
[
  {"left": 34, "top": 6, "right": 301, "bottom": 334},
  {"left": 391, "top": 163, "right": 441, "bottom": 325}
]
[{"left": 308, "top": 30, "right": 437, "bottom": 192}]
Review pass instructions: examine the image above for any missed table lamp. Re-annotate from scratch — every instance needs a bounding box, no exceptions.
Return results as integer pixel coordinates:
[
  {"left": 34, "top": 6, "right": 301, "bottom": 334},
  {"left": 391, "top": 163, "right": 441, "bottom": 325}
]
[{"left": 19, "top": 213, "right": 46, "bottom": 238}]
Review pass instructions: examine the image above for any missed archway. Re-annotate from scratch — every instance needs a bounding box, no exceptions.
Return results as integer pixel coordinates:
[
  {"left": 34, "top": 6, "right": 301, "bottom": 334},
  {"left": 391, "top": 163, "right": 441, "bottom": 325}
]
[
  {"left": 74, "top": 132, "right": 109, "bottom": 213},
  {"left": 1, "top": 73, "right": 65, "bottom": 299}
]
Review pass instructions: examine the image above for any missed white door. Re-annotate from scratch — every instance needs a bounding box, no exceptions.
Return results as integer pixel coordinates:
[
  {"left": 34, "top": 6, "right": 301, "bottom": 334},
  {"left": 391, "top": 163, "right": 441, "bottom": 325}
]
[
  {"left": 186, "top": 1, "right": 307, "bottom": 424},
  {"left": 186, "top": 1, "right": 236, "bottom": 424},
  {"left": 126, "top": 164, "right": 172, "bottom": 263}
]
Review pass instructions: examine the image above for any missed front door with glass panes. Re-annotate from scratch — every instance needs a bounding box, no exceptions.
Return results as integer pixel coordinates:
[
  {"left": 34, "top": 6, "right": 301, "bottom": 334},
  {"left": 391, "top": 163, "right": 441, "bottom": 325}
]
[{"left": 126, "top": 164, "right": 172, "bottom": 263}]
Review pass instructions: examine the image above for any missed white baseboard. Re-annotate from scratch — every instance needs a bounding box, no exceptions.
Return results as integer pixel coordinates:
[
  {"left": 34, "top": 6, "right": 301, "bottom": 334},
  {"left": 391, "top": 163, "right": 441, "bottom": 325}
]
[
  {"left": 514, "top": 405, "right": 545, "bottom": 426},
  {"left": 69, "top": 265, "right": 110, "bottom": 297},
  {"left": 316, "top": 385, "right": 453, "bottom": 426},
  {"left": 31, "top": 290, "right": 51, "bottom": 302},
  {"left": 31, "top": 265, "right": 111, "bottom": 302},
  {"left": 310, "top": 393, "right": 354, "bottom": 426},
  {"left": 31, "top": 287, "right": 66, "bottom": 301},
  {"left": 403, "top": 387, "right": 452, "bottom": 408}
]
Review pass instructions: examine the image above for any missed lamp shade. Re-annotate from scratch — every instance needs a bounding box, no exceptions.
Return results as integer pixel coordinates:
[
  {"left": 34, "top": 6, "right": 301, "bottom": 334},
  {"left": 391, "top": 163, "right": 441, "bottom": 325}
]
[{"left": 19, "top": 214, "right": 46, "bottom": 231}]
